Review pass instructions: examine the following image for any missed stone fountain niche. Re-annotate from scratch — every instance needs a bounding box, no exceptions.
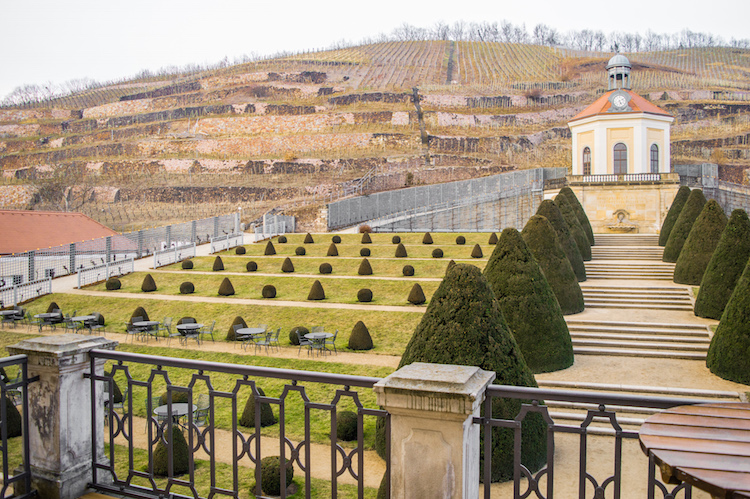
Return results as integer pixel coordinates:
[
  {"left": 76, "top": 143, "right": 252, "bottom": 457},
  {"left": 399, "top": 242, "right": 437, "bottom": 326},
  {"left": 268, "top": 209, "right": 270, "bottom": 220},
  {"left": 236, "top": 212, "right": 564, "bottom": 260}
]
[{"left": 608, "top": 209, "right": 638, "bottom": 233}]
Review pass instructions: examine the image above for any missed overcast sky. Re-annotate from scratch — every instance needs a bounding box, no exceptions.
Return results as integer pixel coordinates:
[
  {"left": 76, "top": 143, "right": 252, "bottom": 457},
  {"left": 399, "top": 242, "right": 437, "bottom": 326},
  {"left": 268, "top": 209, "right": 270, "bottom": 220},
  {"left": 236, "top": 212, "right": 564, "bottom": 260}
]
[{"left": 1, "top": 0, "right": 748, "bottom": 100}]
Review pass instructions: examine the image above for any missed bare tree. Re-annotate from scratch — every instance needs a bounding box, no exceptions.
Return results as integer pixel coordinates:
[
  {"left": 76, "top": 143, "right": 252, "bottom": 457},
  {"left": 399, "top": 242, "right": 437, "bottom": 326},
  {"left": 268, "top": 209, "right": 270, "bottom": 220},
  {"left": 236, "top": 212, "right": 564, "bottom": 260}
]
[
  {"left": 431, "top": 21, "right": 451, "bottom": 40},
  {"left": 451, "top": 20, "right": 467, "bottom": 41}
]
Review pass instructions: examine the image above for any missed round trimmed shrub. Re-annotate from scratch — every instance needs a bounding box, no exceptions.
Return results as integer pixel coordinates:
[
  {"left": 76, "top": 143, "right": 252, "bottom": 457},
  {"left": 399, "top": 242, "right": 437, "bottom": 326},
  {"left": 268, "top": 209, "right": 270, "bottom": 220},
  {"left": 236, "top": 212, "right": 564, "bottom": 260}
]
[
  {"left": 536, "top": 199, "right": 586, "bottom": 281},
  {"left": 664, "top": 189, "right": 707, "bottom": 263},
  {"left": 348, "top": 321, "right": 373, "bottom": 350},
  {"left": 179, "top": 282, "right": 195, "bottom": 294},
  {"left": 695, "top": 209, "right": 750, "bottom": 319},
  {"left": 106, "top": 277, "right": 121, "bottom": 290},
  {"left": 327, "top": 243, "right": 339, "bottom": 256},
  {"left": 46, "top": 301, "right": 60, "bottom": 313},
  {"left": 336, "top": 411, "right": 358, "bottom": 441},
  {"left": 262, "top": 285, "right": 276, "bottom": 298},
  {"left": 659, "top": 185, "right": 691, "bottom": 246},
  {"left": 246, "top": 261, "right": 258, "bottom": 272},
  {"left": 456, "top": 235, "right": 466, "bottom": 245},
  {"left": 392, "top": 235, "right": 401, "bottom": 244},
  {"left": 176, "top": 317, "right": 196, "bottom": 325},
  {"left": 281, "top": 257, "right": 294, "bottom": 273},
  {"left": 304, "top": 233, "right": 314, "bottom": 244},
  {"left": 332, "top": 235, "right": 342, "bottom": 244},
  {"left": 488, "top": 232, "right": 498, "bottom": 245},
  {"left": 471, "top": 244, "right": 483, "bottom": 258},
  {"left": 522, "top": 215, "right": 584, "bottom": 315},
  {"left": 484, "top": 228, "right": 574, "bottom": 373},
  {"left": 674, "top": 199, "right": 728, "bottom": 285},
  {"left": 90, "top": 312, "right": 105, "bottom": 326},
  {"left": 289, "top": 326, "right": 309, "bottom": 345},
  {"left": 402, "top": 265, "right": 415, "bottom": 276},
  {"left": 360, "top": 247, "right": 371, "bottom": 257},
  {"left": 395, "top": 243, "right": 407, "bottom": 258},
  {"left": 181, "top": 259, "right": 193, "bottom": 269},
  {"left": 295, "top": 246, "right": 306, "bottom": 256},
  {"left": 159, "top": 391, "right": 189, "bottom": 405},
  {"left": 407, "top": 283, "right": 426, "bottom": 305},
  {"left": 226, "top": 316, "right": 248, "bottom": 340},
  {"left": 235, "top": 246, "right": 246, "bottom": 255},
  {"left": 277, "top": 235, "right": 287, "bottom": 243},
  {"left": 558, "top": 186, "right": 595, "bottom": 246},
  {"left": 319, "top": 263, "right": 333, "bottom": 274},
  {"left": 218, "top": 277, "right": 235, "bottom": 296},
  {"left": 264, "top": 241, "right": 276, "bottom": 255},
  {"left": 153, "top": 425, "right": 189, "bottom": 476},
  {"left": 422, "top": 232, "right": 433, "bottom": 244},
  {"left": 432, "top": 248, "right": 443, "bottom": 258},
  {"left": 128, "top": 306, "right": 150, "bottom": 326},
  {"left": 212, "top": 256, "right": 224, "bottom": 271},
  {"left": 104, "top": 371, "right": 123, "bottom": 403},
  {"left": 308, "top": 280, "right": 325, "bottom": 300},
  {"left": 357, "top": 288, "right": 373, "bottom": 302},
  {"left": 258, "top": 456, "right": 293, "bottom": 497},
  {"left": 141, "top": 274, "right": 157, "bottom": 292},
  {"left": 555, "top": 193, "right": 591, "bottom": 261},
  {"left": 361, "top": 232, "right": 372, "bottom": 244},
  {"left": 239, "top": 387, "right": 276, "bottom": 428},
  {"left": 358, "top": 258, "right": 373, "bottom": 275},
  {"left": 3, "top": 395, "right": 22, "bottom": 437}
]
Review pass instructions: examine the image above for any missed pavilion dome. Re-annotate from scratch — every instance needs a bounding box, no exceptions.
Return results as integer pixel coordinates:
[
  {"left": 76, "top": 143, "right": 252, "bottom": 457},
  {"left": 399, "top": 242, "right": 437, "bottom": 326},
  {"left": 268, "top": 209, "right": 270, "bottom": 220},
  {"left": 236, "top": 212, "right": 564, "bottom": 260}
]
[{"left": 607, "top": 54, "right": 631, "bottom": 69}]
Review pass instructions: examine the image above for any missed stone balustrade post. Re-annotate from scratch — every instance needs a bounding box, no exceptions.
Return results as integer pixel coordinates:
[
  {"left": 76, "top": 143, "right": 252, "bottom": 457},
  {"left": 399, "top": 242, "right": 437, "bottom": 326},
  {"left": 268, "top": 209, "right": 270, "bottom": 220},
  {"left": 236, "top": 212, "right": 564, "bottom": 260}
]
[
  {"left": 7, "top": 334, "right": 118, "bottom": 499},
  {"left": 374, "top": 362, "right": 496, "bottom": 499}
]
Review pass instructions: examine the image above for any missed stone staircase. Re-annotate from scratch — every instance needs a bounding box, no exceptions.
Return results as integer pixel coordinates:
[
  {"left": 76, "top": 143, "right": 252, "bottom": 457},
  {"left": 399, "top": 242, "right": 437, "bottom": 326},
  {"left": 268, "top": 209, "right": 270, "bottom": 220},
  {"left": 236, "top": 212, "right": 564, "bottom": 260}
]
[
  {"left": 585, "top": 261, "right": 674, "bottom": 279},
  {"left": 593, "top": 234, "right": 660, "bottom": 246},
  {"left": 580, "top": 284, "right": 693, "bottom": 310},
  {"left": 591, "top": 246, "right": 665, "bottom": 260}
]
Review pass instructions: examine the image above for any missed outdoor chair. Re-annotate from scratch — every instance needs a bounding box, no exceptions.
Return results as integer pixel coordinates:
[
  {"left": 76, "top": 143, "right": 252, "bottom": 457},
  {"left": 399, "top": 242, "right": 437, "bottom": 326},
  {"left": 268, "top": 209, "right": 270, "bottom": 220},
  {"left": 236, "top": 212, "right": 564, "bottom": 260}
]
[
  {"left": 199, "top": 321, "right": 216, "bottom": 342},
  {"left": 194, "top": 394, "right": 210, "bottom": 427},
  {"left": 158, "top": 317, "right": 173, "bottom": 338},
  {"left": 296, "top": 330, "right": 313, "bottom": 356},
  {"left": 270, "top": 327, "right": 281, "bottom": 351},
  {"left": 232, "top": 324, "right": 249, "bottom": 348},
  {"left": 2, "top": 312, "right": 15, "bottom": 329},
  {"left": 325, "top": 329, "right": 339, "bottom": 355},
  {"left": 311, "top": 326, "right": 324, "bottom": 333},
  {"left": 128, "top": 316, "right": 145, "bottom": 341},
  {"left": 24, "top": 312, "right": 40, "bottom": 332},
  {"left": 86, "top": 315, "right": 105, "bottom": 334},
  {"left": 254, "top": 331, "right": 274, "bottom": 355}
]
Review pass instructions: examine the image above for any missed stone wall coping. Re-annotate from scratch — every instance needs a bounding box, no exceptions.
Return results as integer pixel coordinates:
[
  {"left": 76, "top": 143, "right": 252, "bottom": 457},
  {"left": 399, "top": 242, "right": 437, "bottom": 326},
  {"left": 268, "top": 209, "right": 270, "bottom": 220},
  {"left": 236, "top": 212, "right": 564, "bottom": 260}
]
[{"left": 7, "top": 334, "right": 118, "bottom": 358}]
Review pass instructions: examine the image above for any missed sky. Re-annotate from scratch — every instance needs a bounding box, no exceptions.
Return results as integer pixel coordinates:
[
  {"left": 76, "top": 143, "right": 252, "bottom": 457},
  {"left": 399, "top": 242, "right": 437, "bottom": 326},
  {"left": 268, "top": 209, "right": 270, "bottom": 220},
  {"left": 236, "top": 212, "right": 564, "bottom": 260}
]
[{"left": 1, "top": 0, "right": 748, "bottom": 100}]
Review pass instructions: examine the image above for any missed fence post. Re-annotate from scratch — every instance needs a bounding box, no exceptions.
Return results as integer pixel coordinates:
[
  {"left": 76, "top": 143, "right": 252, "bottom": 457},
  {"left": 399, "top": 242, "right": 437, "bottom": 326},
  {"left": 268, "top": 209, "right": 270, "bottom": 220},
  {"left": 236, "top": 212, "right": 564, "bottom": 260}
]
[
  {"left": 7, "top": 335, "right": 118, "bottom": 499},
  {"left": 213, "top": 217, "right": 219, "bottom": 238},
  {"left": 69, "top": 244, "right": 75, "bottom": 277},
  {"left": 105, "top": 237, "right": 111, "bottom": 264},
  {"left": 137, "top": 230, "right": 144, "bottom": 258},
  {"left": 191, "top": 221, "right": 197, "bottom": 244},
  {"left": 27, "top": 250, "right": 35, "bottom": 284},
  {"left": 373, "top": 362, "right": 495, "bottom": 499},
  {"left": 166, "top": 225, "right": 172, "bottom": 249}
]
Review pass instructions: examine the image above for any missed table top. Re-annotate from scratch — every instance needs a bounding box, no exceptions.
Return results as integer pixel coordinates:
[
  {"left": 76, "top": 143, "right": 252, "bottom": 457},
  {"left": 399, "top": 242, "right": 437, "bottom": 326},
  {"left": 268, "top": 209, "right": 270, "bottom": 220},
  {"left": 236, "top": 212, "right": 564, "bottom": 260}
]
[
  {"left": 153, "top": 403, "right": 197, "bottom": 417},
  {"left": 639, "top": 402, "right": 750, "bottom": 499},
  {"left": 71, "top": 315, "right": 97, "bottom": 322},
  {"left": 305, "top": 332, "right": 333, "bottom": 340},
  {"left": 176, "top": 323, "right": 203, "bottom": 331},
  {"left": 133, "top": 320, "right": 160, "bottom": 327},
  {"left": 236, "top": 327, "right": 266, "bottom": 336},
  {"left": 34, "top": 312, "right": 61, "bottom": 318},
  {"left": 0, "top": 310, "right": 20, "bottom": 316}
]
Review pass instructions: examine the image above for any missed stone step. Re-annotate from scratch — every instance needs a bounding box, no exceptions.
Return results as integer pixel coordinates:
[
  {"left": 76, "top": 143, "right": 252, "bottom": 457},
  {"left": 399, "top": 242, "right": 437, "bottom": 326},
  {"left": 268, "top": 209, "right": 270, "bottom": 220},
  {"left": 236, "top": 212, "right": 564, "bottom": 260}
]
[
  {"left": 582, "top": 294, "right": 691, "bottom": 303},
  {"left": 581, "top": 287, "right": 689, "bottom": 296},
  {"left": 573, "top": 346, "right": 706, "bottom": 359},
  {"left": 585, "top": 264, "right": 674, "bottom": 271},
  {"left": 583, "top": 300, "right": 694, "bottom": 311},
  {"left": 593, "top": 235, "right": 660, "bottom": 246},
  {"left": 585, "top": 272, "right": 673, "bottom": 280},
  {"left": 572, "top": 338, "right": 709, "bottom": 352},
  {"left": 567, "top": 323, "right": 708, "bottom": 337},
  {"left": 571, "top": 332, "right": 709, "bottom": 344},
  {"left": 565, "top": 320, "right": 708, "bottom": 332}
]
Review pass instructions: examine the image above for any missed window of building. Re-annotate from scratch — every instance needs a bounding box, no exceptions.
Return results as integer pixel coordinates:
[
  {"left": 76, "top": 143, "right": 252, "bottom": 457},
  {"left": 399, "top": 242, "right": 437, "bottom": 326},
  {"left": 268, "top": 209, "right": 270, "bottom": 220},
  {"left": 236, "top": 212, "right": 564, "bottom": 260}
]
[
  {"left": 613, "top": 143, "right": 627, "bottom": 174},
  {"left": 582, "top": 147, "right": 591, "bottom": 175},
  {"left": 650, "top": 144, "right": 659, "bottom": 173}
]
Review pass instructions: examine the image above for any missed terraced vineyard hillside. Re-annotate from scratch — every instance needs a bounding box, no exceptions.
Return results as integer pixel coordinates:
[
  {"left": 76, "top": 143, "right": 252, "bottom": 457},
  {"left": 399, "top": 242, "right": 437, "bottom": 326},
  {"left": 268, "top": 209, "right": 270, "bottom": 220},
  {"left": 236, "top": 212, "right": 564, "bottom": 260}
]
[{"left": 1, "top": 42, "right": 749, "bottom": 232}]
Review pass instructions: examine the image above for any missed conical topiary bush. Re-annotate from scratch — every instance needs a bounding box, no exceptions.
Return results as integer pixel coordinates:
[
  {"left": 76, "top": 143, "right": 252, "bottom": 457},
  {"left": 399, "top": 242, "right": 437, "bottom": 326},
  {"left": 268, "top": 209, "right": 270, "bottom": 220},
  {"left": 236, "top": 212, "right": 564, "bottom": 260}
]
[
  {"left": 212, "top": 256, "right": 224, "bottom": 271},
  {"left": 471, "top": 244, "right": 483, "bottom": 258},
  {"left": 555, "top": 193, "right": 591, "bottom": 261},
  {"left": 304, "top": 233, "right": 314, "bottom": 244},
  {"left": 407, "top": 283, "right": 426, "bottom": 305},
  {"left": 422, "top": 232, "right": 433, "bottom": 244},
  {"left": 264, "top": 241, "right": 276, "bottom": 255},
  {"left": 706, "top": 258, "right": 750, "bottom": 384},
  {"left": 673, "top": 199, "right": 728, "bottom": 285},
  {"left": 46, "top": 301, "right": 60, "bottom": 313},
  {"left": 281, "top": 257, "right": 294, "bottom": 273},
  {"left": 3, "top": 395, "right": 22, "bottom": 437},
  {"left": 558, "top": 187, "right": 594, "bottom": 246},
  {"left": 522, "top": 215, "right": 584, "bottom": 315},
  {"left": 358, "top": 258, "right": 373, "bottom": 275},
  {"left": 153, "top": 425, "right": 189, "bottom": 476},
  {"left": 488, "top": 232, "right": 498, "bottom": 245},
  {"left": 141, "top": 274, "right": 157, "bottom": 292},
  {"left": 348, "top": 320, "right": 374, "bottom": 350},
  {"left": 395, "top": 243, "right": 407, "bottom": 258},
  {"left": 361, "top": 232, "right": 372, "bottom": 244},
  {"left": 307, "top": 280, "right": 325, "bottom": 300},
  {"left": 695, "top": 209, "right": 750, "bottom": 319},
  {"left": 327, "top": 243, "right": 339, "bottom": 256},
  {"left": 659, "top": 185, "right": 691, "bottom": 246},
  {"left": 226, "top": 316, "right": 247, "bottom": 341},
  {"left": 129, "top": 306, "right": 150, "bottom": 326},
  {"left": 484, "top": 228, "right": 574, "bottom": 373},
  {"left": 536, "top": 199, "right": 586, "bottom": 282},
  {"left": 239, "top": 387, "right": 276, "bottom": 428},
  {"left": 218, "top": 277, "right": 235, "bottom": 296},
  {"left": 395, "top": 263, "right": 546, "bottom": 482},
  {"left": 663, "top": 189, "right": 707, "bottom": 263}
]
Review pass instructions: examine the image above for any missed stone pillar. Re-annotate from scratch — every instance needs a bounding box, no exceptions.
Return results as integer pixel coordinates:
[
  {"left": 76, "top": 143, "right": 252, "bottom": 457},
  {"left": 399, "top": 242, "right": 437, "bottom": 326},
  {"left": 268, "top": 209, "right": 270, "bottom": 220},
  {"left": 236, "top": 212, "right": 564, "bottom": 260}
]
[
  {"left": 374, "top": 362, "right": 496, "bottom": 499},
  {"left": 7, "top": 335, "right": 118, "bottom": 499}
]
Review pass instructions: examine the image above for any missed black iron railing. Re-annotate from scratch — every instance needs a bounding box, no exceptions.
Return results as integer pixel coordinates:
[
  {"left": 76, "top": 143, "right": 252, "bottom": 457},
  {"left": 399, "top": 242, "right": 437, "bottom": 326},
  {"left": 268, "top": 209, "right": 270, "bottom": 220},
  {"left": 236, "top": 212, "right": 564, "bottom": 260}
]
[
  {"left": 0, "top": 355, "right": 36, "bottom": 499},
  {"left": 88, "top": 349, "right": 389, "bottom": 499}
]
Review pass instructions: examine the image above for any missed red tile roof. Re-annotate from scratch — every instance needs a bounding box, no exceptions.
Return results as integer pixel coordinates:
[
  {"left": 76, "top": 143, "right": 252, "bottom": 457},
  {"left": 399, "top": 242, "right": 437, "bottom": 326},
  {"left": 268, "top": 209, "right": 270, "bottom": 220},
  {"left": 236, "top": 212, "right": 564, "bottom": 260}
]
[
  {"left": 0, "top": 210, "right": 118, "bottom": 255},
  {"left": 569, "top": 89, "right": 672, "bottom": 123}
]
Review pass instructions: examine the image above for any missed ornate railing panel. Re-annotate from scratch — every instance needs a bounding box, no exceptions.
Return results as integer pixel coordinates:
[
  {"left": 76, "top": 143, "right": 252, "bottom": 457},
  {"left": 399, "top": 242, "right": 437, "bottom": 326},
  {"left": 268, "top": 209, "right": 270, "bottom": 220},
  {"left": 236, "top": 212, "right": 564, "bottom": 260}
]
[
  {"left": 153, "top": 243, "right": 196, "bottom": 269},
  {"left": 77, "top": 257, "right": 135, "bottom": 289},
  {"left": 209, "top": 233, "right": 244, "bottom": 254}
]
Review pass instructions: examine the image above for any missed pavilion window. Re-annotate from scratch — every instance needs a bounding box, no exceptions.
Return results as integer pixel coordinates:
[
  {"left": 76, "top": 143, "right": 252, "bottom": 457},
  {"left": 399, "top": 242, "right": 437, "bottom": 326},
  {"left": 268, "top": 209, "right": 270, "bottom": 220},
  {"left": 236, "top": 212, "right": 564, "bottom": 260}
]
[
  {"left": 613, "top": 143, "right": 627, "bottom": 174},
  {"left": 582, "top": 147, "right": 591, "bottom": 175}
]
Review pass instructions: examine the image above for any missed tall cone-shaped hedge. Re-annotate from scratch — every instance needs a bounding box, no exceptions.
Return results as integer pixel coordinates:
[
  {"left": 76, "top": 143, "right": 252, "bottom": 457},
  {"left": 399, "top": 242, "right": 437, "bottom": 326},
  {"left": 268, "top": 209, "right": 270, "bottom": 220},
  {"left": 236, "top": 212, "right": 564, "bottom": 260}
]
[
  {"left": 706, "top": 258, "right": 750, "bottom": 384},
  {"left": 555, "top": 193, "right": 591, "bottom": 261},
  {"left": 128, "top": 306, "right": 150, "bottom": 325},
  {"left": 264, "top": 241, "right": 276, "bottom": 255},
  {"left": 239, "top": 387, "right": 276, "bottom": 427},
  {"left": 396, "top": 264, "right": 546, "bottom": 482},
  {"left": 522, "top": 215, "right": 584, "bottom": 315},
  {"left": 212, "top": 256, "right": 224, "bottom": 271},
  {"left": 141, "top": 274, "right": 157, "bottom": 292},
  {"left": 484, "top": 228, "right": 574, "bottom": 373},
  {"left": 663, "top": 189, "right": 706, "bottom": 262},
  {"left": 673, "top": 199, "right": 728, "bottom": 285},
  {"left": 3, "top": 395, "right": 22, "bottom": 437},
  {"left": 558, "top": 186, "right": 594, "bottom": 246},
  {"left": 659, "top": 185, "right": 691, "bottom": 246},
  {"left": 226, "top": 316, "right": 248, "bottom": 340},
  {"left": 218, "top": 277, "right": 235, "bottom": 296},
  {"left": 153, "top": 425, "right": 189, "bottom": 476},
  {"left": 536, "top": 200, "right": 586, "bottom": 282},
  {"left": 695, "top": 209, "right": 750, "bottom": 319},
  {"left": 327, "top": 243, "right": 339, "bottom": 256}
]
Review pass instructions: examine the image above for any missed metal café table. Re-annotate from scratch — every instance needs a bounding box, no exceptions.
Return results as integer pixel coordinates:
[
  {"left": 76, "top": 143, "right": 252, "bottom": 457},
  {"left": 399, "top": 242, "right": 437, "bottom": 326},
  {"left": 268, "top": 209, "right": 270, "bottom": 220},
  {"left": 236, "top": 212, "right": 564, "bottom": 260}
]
[
  {"left": 133, "top": 320, "right": 160, "bottom": 340},
  {"left": 305, "top": 332, "right": 333, "bottom": 355},
  {"left": 34, "top": 312, "right": 62, "bottom": 331},
  {"left": 71, "top": 315, "right": 97, "bottom": 333},
  {"left": 153, "top": 403, "right": 197, "bottom": 425},
  {"left": 639, "top": 402, "right": 750, "bottom": 498},
  {"left": 235, "top": 327, "right": 266, "bottom": 349},
  {"left": 176, "top": 323, "right": 203, "bottom": 343}
]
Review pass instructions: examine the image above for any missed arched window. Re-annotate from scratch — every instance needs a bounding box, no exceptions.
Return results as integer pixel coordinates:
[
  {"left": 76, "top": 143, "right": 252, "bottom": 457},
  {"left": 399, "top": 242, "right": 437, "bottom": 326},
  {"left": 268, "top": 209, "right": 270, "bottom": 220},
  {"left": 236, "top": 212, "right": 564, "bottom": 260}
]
[
  {"left": 582, "top": 147, "right": 591, "bottom": 175},
  {"left": 613, "top": 143, "right": 627, "bottom": 174},
  {"left": 650, "top": 144, "right": 659, "bottom": 173}
]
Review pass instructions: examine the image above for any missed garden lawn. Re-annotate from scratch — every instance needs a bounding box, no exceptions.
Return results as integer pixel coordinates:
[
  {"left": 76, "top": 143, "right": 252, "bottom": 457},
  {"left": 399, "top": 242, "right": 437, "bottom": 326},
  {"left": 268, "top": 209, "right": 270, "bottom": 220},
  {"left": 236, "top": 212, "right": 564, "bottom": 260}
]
[{"left": 222, "top": 232, "right": 499, "bottom": 248}]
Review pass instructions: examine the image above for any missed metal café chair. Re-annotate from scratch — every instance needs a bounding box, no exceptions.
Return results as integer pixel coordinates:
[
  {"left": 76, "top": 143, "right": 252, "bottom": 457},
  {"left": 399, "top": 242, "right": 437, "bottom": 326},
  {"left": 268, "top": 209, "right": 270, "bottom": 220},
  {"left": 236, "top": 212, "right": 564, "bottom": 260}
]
[
  {"left": 158, "top": 317, "right": 173, "bottom": 338},
  {"left": 296, "top": 330, "right": 313, "bottom": 356},
  {"left": 270, "top": 327, "right": 281, "bottom": 351},
  {"left": 325, "top": 329, "right": 339, "bottom": 355},
  {"left": 254, "top": 331, "right": 274, "bottom": 355},
  {"left": 199, "top": 320, "right": 216, "bottom": 342}
]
